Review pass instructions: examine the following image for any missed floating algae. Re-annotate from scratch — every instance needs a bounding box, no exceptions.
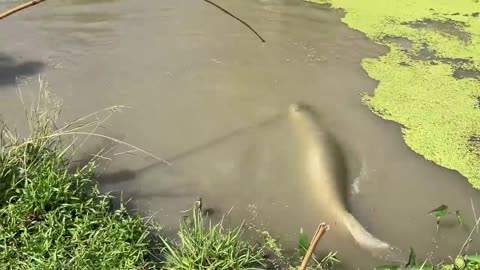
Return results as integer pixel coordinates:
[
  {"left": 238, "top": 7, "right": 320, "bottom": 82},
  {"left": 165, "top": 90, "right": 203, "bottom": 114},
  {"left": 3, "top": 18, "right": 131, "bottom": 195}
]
[{"left": 307, "top": 0, "right": 480, "bottom": 188}]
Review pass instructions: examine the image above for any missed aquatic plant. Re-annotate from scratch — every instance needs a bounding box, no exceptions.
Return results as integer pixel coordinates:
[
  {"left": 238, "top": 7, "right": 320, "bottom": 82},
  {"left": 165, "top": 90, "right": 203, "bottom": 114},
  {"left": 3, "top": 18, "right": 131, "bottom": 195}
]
[
  {"left": 307, "top": 0, "right": 480, "bottom": 189},
  {"left": 428, "top": 204, "right": 463, "bottom": 230}
]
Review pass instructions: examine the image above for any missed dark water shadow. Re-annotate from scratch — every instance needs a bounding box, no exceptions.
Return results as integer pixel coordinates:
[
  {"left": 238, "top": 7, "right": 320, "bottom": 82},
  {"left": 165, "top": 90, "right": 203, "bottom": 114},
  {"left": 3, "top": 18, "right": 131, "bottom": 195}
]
[
  {"left": 63, "top": 113, "right": 286, "bottom": 227},
  {"left": 470, "top": 135, "right": 480, "bottom": 158},
  {"left": 0, "top": 54, "right": 44, "bottom": 87},
  {"left": 453, "top": 68, "right": 480, "bottom": 80},
  {"left": 401, "top": 42, "right": 479, "bottom": 82},
  {"left": 409, "top": 43, "right": 472, "bottom": 66},
  {"left": 383, "top": 36, "right": 414, "bottom": 51},
  {"left": 406, "top": 19, "right": 471, "bottom": 43},
  {"left": 66, "top": 113, "right": 286, "bottom": 223},
  {"left": 93, "top": 113, "right": 284, "bottom": 186}
]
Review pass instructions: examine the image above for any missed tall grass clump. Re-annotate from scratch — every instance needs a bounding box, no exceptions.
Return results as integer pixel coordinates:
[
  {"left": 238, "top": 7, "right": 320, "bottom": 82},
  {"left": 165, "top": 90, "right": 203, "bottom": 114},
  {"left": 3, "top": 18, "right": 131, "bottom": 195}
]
[
  {"left": 160, "top": 206, "right": 266, "bottom": 270},
  {"left": 0, "top": 81, "right": 160, "bottom": 269}
]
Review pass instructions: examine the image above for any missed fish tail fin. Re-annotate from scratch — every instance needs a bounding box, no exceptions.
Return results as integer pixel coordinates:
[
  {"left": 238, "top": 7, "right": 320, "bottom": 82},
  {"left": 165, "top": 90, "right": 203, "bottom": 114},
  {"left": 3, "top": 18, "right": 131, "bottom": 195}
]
[{"left": 343, "top": 213, "right": 404, "bottom": 262}]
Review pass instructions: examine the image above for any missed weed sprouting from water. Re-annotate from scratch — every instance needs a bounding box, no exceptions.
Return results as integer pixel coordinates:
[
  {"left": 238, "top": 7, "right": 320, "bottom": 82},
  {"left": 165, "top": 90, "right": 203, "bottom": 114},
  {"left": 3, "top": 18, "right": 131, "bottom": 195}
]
[
  {"left": 428, "top": 204, "right": 464, "bottom": 231},
  {"left": 299, "top": 227, "right": 310, "bottom": 257}
]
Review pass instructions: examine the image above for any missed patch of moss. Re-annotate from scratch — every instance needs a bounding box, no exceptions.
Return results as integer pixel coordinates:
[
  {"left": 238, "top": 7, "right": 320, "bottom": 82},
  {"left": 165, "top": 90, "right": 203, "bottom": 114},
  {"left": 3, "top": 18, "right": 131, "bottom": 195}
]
[{"left": 307, "top": 0, "right": 480, "bottom": 188}]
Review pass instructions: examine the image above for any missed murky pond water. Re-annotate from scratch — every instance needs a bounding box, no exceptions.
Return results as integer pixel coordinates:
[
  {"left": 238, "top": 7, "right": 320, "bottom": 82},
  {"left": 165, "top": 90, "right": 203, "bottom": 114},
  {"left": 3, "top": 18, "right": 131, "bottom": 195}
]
[{"left": 1, "top": 0, "right": 479, "bottom": 268}]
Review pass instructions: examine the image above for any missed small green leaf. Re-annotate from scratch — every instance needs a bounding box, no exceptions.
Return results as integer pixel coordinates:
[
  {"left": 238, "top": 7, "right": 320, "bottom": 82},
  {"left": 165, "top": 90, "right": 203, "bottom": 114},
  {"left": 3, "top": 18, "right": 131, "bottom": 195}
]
[
  {"left": 465, "top": 255, "right": 480, "bottom": 263},
  {"left": 429, "top": 205, "right": 449, "bottom": 217},
  {"left": 454, "top": 257, "right": 466, "bottom": 269},
  {"left": 406, "top": 247, "right": 416, "bottom": 267},
  {"left": 298, "top": 227, "right": 309, "bottom": 256},
  {"left": 456, "top": 210, "right": 463, "bottom": 225},
  {"left": 374, "top": 265, "right": 401, "bottom": 270}
]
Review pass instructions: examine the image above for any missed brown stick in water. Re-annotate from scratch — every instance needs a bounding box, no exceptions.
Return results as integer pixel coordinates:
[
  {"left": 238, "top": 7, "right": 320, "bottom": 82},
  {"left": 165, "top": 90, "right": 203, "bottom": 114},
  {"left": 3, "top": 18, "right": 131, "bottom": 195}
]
[
  {"left": 299, "top": 223, "right": 330, "bottom": 270},
  {"left": 0, "top": 0, "right": 46, "bottom": 20},
  {"left": 202, "top": 0, "right": 266, "bottom": 43}
]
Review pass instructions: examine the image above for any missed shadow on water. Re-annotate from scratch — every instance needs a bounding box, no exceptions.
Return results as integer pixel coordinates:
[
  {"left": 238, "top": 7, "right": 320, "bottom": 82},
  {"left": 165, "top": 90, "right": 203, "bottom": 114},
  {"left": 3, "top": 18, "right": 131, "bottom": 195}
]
[
  {"left": 80, "top": 113, "right": 285, "bottom": 186},
  {"left": 61, "top": 115, "right": 282, "bottom": 230},
  {"left": 0, "top": 54, "right": 44, "bottom": 87},
  {"left": 453, "top": 68, "right": 480, "bottom": 80},
  {"left": 406, "top": 19, "right": 471, "bottom": 43},
  {"left": 65, "top": 112, "right": 286, "bottom": 222}
]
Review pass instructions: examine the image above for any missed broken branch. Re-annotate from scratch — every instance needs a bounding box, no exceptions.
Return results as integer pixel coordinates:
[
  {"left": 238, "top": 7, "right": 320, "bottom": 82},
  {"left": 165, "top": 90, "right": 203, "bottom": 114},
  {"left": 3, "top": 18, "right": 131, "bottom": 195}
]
[
  {"left": 202, "top": 0, "right": 266, "bottom": 43},
  {"left": 0, "top": 0, "right": 46, "bottom": 20}
]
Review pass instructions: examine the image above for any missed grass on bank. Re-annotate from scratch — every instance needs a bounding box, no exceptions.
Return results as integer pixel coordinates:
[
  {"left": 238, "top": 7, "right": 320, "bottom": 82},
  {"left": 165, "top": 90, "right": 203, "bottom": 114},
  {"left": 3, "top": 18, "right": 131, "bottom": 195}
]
[
  {"left": 159, "top": 204, "right": 340, "bottom": 270},
  {"left": 0, "top": 87, "right": 162, "bottom": 269},
  {"left": 159, "top": 205, "right": 266, "bottom": 269}
]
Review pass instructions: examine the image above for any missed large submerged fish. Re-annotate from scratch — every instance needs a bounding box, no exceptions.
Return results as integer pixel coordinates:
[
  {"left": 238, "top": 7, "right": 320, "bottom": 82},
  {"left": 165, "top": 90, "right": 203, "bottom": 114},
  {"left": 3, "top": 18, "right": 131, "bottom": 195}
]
[{"left": 287, "top": 102, "right": 401, "bottom": 260}]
